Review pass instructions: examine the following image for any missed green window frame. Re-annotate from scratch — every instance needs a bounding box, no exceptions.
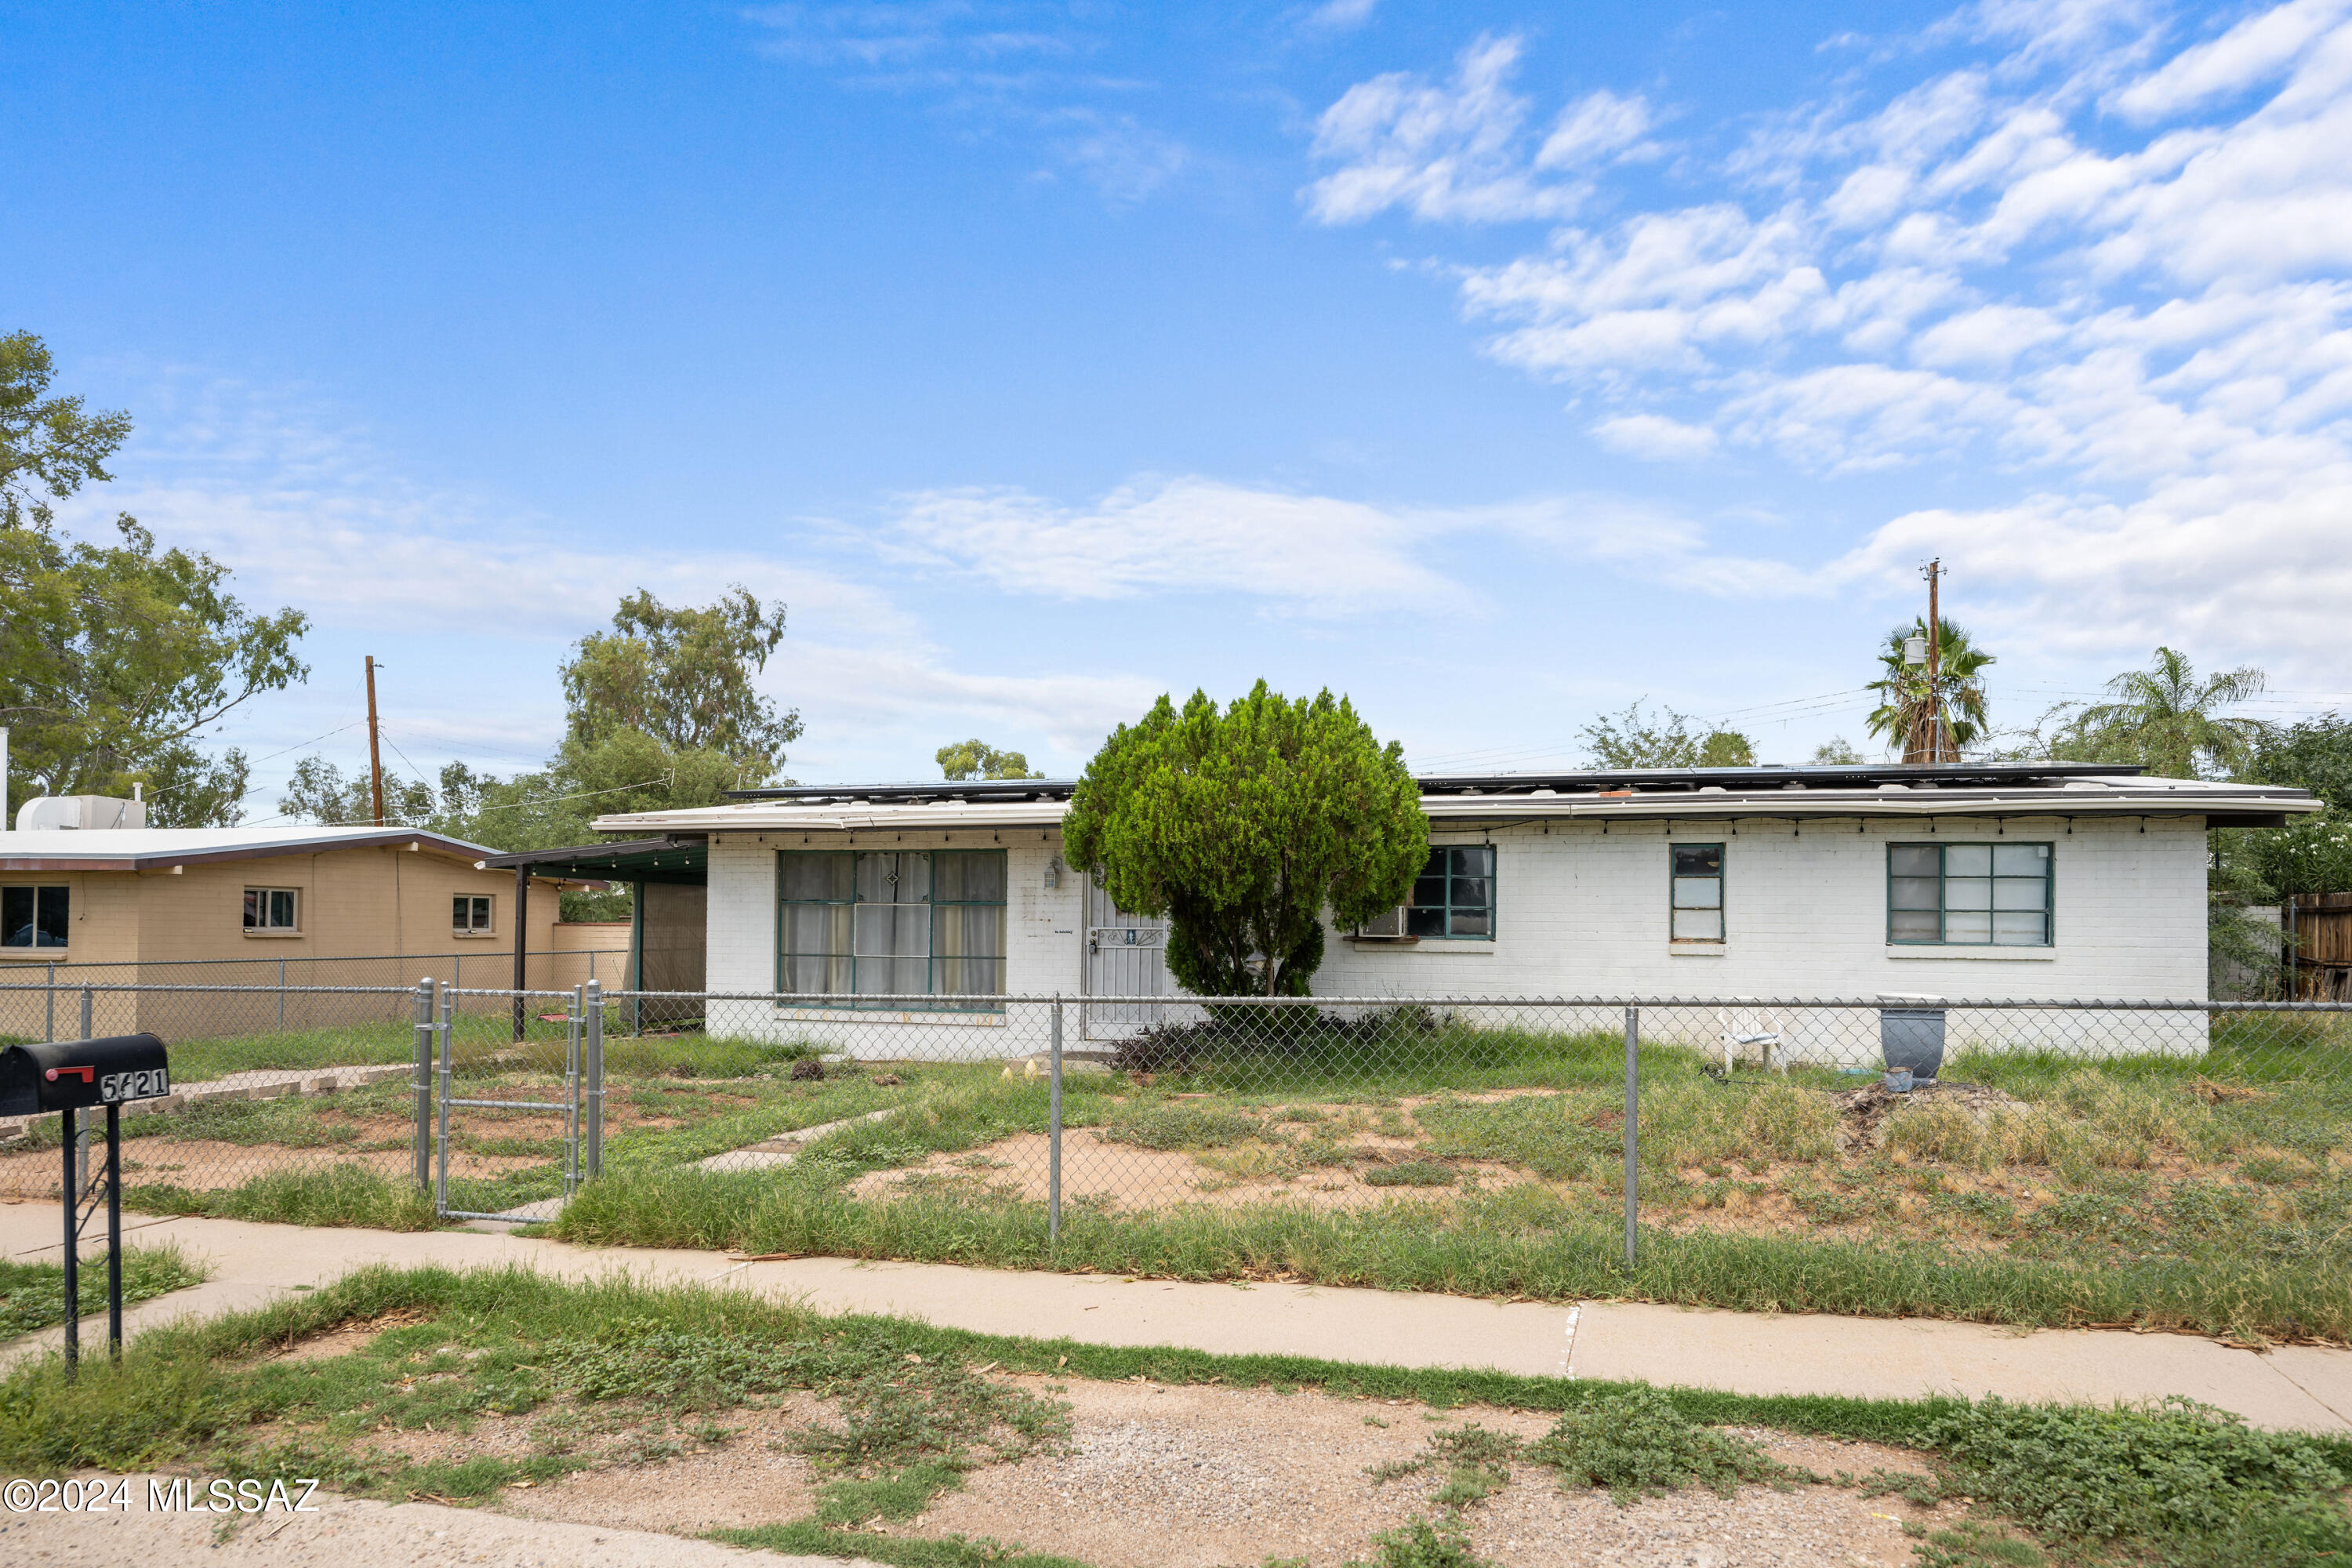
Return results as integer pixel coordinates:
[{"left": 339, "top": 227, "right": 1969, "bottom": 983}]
[
  {"left": 1887, "top": 842, "right": 2053, "bottom": 946},
  {"left": 1670, "top": 844, "right": 1724, "bottom": 942},
  {"left": 1407, "top": 845, "right": 1494, "bottom": 939},
  {"left": 776, "top": 849, "right": 1007, "bottom": 1007}
]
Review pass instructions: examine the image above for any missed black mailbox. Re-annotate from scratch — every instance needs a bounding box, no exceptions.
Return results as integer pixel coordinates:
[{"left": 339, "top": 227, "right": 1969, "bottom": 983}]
[{"left": 0, "top": 1036, "right": 171, "bottom": 1117}]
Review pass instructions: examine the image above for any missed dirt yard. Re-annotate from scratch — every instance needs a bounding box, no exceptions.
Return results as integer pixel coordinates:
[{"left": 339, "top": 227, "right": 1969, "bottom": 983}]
[{"left": 187, "top": 1321, "right": 1965, "bottom": 1568}]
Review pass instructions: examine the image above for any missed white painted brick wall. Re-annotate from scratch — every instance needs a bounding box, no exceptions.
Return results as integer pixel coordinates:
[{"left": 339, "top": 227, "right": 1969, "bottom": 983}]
[
  {"left": 701, "top": 829, "right": 1083, "bottom": 1056},
  {"left": 1312, "top": 816, "right": 2211, "bottom": 1056},
  {"left": 696, "top": 816, "right": 2211, "bottom": 1058}
]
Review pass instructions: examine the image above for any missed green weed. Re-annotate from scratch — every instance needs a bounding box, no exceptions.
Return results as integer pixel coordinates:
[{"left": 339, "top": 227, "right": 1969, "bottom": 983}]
[
  {"left": 1369, "top": 1421, "right": 1521, "bottom": 1508},
  {"left": 1363, "top": 1161, "right": 1459, "bottom": 1188},
  {"left": 126, "top": 1165, "right": 441, "bottom": 1230},
  {"left": 0, "top": 1244, "right": 208, "bottom": 1338},
  {"left": 1922, "top": 1395, "right": 2352, "bottom": 1563},
  {"left": 1526, "top": 1387, "right": 1803, "bottom": 1504},
  {"left": 1356, "top": 1515, "right": 1489, "bottom": 1568},
  {"left": 1099, "top": 1099, "right": 1260, "bottom": 1151}
]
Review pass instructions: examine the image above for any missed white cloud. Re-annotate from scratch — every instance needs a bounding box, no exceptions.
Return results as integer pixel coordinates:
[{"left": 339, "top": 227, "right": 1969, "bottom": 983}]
[
  {"left": 2111, "top": 0, "right": 2350, "bottom": 120},
  {"left": 1306, "top": 2, "right": 2352, "bottom": 666},
  {"left": 1298, "top": 0, "right": 1377, "bottom": 36},
  {"left": 1052, "top": 112, "right": 1190, "bottom": 203},
  {"left": 884, "top": 474, "right": 1809, "bottom": 609},
  {"left": 58, "top": 376, "right": 1175, "bottom": 780},
  {"left": 884, "top": 476, "right": 1468, "bottom": 611},
  {"left": 1535, "top": 89, "right": 1655, "bottom": 169},
  {"left": 1910, "top": 303, "right": 2066, "bottom": 367},
  {"left": 1590, "top": 413, "right": 1719, "bottom": 461},
  {"left": 1302, "top": 34, "right": 1595, "bottom": 223}
]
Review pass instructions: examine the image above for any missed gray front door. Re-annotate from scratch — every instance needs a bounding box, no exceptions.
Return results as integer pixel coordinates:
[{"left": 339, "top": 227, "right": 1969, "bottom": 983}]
[{"left": 1083, "top": 879, "right": 1174, "bottom": 1038}]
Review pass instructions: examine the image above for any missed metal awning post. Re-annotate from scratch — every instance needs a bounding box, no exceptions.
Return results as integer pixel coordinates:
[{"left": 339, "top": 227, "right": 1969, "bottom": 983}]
[
  {"left": 512, "top": 865, "right": 528, "bottom": 1041},
  {"left": 630, "top": 880, "right": 644, "bottom": 1036}
]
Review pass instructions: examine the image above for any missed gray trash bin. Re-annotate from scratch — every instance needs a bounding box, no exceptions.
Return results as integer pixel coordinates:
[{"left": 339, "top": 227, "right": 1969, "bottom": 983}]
[{"left": 1878, "top": 995, "right": 1946, "bottom": 1082}]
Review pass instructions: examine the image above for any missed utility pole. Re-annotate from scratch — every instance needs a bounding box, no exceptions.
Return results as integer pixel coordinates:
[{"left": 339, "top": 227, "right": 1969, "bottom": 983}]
[
  {"left": 365, "top": 656, "right": 387, "bottom": 826},
  {"left": 1924, "top": 559, "right": 1945, "bottom": 764}
]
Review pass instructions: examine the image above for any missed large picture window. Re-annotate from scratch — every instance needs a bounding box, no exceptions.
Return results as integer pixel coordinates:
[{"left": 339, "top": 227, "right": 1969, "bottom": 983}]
[
  {"left": 779, "top": 849, "right": 1007, "bottom": 1004},
  {"left": 2, "top": 885, "right": 69, "bottom": 949},
  {"left": 1407, "top": 845, "right": 1494, "bottom": 939},
  {"left": 1889, "top": 843, "right": 2053, "bottom": 946}
]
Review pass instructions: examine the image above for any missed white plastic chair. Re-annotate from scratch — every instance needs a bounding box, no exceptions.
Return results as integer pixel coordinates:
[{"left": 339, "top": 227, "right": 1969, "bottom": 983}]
[{"left": 1719, "top": 1002, "right": 1785, "bottom": 1075}]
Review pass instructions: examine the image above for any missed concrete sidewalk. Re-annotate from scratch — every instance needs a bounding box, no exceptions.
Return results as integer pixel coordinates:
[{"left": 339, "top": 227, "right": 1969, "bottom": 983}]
[{"left": 6, "top": 1203, "right": 2349, "bottom": 1432}]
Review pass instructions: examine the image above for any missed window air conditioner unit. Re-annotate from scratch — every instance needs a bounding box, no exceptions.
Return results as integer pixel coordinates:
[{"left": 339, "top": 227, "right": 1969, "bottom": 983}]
[{"left": 1355, "top": 905, "right": 1412, "bottom": 940}]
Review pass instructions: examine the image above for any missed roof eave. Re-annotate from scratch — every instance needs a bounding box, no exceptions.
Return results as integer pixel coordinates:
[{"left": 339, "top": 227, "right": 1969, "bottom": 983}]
[{"left": 0, "top": 829, "right": 499, "bottom": 873}]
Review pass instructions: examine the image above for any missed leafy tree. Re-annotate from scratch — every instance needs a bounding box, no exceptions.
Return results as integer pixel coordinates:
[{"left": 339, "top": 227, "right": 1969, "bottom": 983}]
[
  {"left": 2241, "top": 815, "right": 2352, "bottom": 900},
  {"left": 280, "top": 586, "right": 800, "bottom": 917},
  {"left": 1864, "top": 619, "right": 1992, "bottom": 762},
  {"left": 2206, "top": 844, "right": 2286, "bottom": 997},
  {"left": 2252, "top": 712, "right": 2352, "bottom": 813},
  {"left": 281, "top": 756, "right": 434, "bottom": 826},
  {"left": 1810, "top": 736, "right": 1864, "bottom": 764},
  {"left": 1, "top": 336, "right": 307, "bottom": 820},
  {"left": 1579, "top": 700, "right": 1755, "bottom": 769},
  {"left": 0, "top": 330, "right": 131, "bottom": 531},
  {"left": 2042, "top": 647, "right": 2266, "bottom": 779},
  {"left": 1062, "top": 683, "right": 1426, "bottom": 997},
  {"left": 562, "top": 586, "right": 799, "bottom": 764},
  {"left": 937, "top": 739, "right": 1041, "bottom": 780}
]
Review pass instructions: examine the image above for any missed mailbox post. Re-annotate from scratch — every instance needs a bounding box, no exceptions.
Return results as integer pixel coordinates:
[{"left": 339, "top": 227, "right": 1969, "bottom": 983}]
[{"left": 0, "top": 1035, "right": 172, "bottom": 1375}]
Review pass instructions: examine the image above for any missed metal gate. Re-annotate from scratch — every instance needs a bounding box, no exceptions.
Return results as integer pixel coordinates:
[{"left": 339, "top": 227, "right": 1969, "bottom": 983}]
[
  {"left": 431, "top": 981, "right": 599, "bottom": 1221},
  {"left": 1081, "top": 880, "right": 1175, "bottom": 1040}
]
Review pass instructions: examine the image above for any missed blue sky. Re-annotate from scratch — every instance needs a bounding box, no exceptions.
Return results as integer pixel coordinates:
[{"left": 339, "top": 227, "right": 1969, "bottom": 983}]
[{"left": 9, "top": 0, "right": 2352, "bottom": 805}]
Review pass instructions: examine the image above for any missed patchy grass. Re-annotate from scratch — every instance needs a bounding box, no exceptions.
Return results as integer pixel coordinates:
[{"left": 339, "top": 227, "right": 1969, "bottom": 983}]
[
  {"left": 46, "top": 1012, "right": 2352, "bottom": 1348},
  {"left": 554, "top": 1160, "right": 2352, "bottom": 1342},
  {"left": 128, "top": 1166, "right": 442, "bottom": 1230},
  {"left": 0, "top": 1243, "right": 209, "bottom": 1339},
  {"left": 6, "top": 1263, "right": 2341, "bottom": 1568}
]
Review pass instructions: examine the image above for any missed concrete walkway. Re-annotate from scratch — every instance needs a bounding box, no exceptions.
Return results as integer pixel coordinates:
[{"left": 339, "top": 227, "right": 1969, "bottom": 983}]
[{"left": 6, "top": 1203, "right": 2349, "bottom": 1432}]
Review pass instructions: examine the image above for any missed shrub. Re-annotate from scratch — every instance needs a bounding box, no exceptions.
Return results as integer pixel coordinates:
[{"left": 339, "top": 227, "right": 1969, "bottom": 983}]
[
  {"left": 1526, "top": 1388, "right": 1796, "bottom": 1504},
  {"left": 1922, "top": 1396, "right": 2352, "bottom": 1559}
]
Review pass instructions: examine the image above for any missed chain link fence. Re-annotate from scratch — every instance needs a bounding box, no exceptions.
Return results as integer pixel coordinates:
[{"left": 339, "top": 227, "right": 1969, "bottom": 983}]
[{"left": 5, "top": 985, "right": 2349, "bottom": 1262}]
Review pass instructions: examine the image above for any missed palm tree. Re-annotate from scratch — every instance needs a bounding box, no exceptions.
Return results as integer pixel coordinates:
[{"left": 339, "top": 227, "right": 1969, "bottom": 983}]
[
  {"left": 1865, "top": 620, "right": 1993, "bottom": 763},
  {"left": 2060, "top": 647, "right": 2267, "bottom": 779}
]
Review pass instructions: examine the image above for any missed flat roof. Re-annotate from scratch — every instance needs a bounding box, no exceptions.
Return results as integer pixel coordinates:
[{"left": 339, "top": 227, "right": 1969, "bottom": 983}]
[
  {"left": 589, "top": 765, "right": 2320, "bottom": 835},
  {"left": 478, "top": 837, "right": 707, "bottom": 886},
  {"left": 0, "top": 824, "right": 507, "bottom": 874},
  {"left": 728, "top": 762, "right": 2143, "bottom": 807}
]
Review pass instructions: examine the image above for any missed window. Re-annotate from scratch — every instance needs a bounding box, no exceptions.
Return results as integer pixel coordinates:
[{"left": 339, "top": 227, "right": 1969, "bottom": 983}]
[
  {"left": 1889, "top": 843, "right": 2053, "bottom": 946},
  {"left": 1406, "top": 845, "right": 1494, "bottom": 939},
  {"left": 779, "top": 850, "right": 1007, "bottom": 1004},
  {"left": 1671, "top": 844, "right": 1724, "bottom": 942},
  {"left": 243, "top": 887, "right": 299, "bottom": 933},
  {"left": 2, "top": 886, "right": 69, "bottom": 949},
  {"left": 453, "top": 895, "right": 493, "bottom": 935}
]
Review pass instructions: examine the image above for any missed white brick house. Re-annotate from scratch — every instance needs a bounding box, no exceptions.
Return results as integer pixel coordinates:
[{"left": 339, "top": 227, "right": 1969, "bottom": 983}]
[{"left": 569, "top": 764, "right": 2320, "bottom": 1056}]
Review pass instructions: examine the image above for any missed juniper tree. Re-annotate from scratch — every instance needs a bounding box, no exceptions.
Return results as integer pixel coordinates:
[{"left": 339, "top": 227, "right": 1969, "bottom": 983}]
[{"left": 1063, "top": 682, "right": 1426, "bottom": 997}]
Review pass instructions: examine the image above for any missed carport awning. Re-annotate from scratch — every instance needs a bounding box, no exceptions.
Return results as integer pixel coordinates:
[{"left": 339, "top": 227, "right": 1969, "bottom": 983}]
[{"left": 477, "top": 836, "right": 707, "bottom": 886}]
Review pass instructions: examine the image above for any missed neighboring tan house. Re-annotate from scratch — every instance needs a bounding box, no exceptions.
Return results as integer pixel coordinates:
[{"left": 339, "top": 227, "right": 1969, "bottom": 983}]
[{"left": 0, "top": 819, "right": 608, "bottom": 1039}]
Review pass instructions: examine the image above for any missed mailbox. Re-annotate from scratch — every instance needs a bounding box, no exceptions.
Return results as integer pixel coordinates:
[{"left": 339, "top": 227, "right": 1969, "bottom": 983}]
[{"left": 0, "top": 1035, "right": 171, "bottom": 1117}]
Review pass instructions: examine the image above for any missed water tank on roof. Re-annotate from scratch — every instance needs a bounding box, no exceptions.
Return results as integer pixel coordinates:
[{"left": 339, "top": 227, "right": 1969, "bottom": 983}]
[{"left": 16, "top": 795, "right": 147, "bottom": 831}]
